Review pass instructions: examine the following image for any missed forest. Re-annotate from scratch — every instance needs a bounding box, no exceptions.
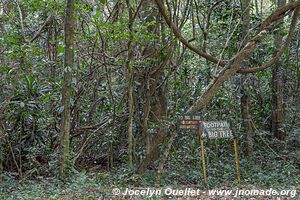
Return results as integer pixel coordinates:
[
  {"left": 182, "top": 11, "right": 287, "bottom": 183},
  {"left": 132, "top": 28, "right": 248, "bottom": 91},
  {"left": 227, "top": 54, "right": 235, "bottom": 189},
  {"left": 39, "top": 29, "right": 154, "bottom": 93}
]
[{"left": 0, "top": 0, "right": 300, "bottom": 199}]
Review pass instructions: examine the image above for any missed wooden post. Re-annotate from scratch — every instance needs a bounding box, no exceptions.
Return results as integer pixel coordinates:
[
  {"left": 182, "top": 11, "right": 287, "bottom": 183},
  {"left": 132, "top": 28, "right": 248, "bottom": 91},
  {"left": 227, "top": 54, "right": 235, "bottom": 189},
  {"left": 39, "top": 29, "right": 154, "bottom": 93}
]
[
  {"left": 233, "top": 138, "right": 241, "bottom": 183},
  {"left": 199, "top": 128, "right": 207, "bottom": 184}
]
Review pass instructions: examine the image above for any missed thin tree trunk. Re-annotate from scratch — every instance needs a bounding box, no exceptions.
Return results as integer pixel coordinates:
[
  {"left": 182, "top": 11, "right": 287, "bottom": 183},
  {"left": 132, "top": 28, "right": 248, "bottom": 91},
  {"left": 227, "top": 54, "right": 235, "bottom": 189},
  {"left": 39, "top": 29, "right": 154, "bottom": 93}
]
[
  {"left": 142, "top": 78, "right": 151, "bottom": 155},
  {"left": 272, "top": 0, "right": 286, "bottom": 140},
  {"left": 0, "top": 103, "right": 4, "bottom": 178},
  {"left": 60, "top": 0, "right": 75, "bottom": 177},
  {"left": 240, "top": 0, "right": 253, "bottom": 156},
  {"left": 47, "top": 18, "right": 58, "bottom": 79},
  {"left": 255, "top": 0, "right": 259, "bottom": 16},
  {"left": 126, "top": 0, "right": 134, "bottom": 168},
  {"left": 0, "top": 125, "right": 3, "bottom": 181},
  {"left": 241, "top": 93, "right": 253, "bottom": 155}
]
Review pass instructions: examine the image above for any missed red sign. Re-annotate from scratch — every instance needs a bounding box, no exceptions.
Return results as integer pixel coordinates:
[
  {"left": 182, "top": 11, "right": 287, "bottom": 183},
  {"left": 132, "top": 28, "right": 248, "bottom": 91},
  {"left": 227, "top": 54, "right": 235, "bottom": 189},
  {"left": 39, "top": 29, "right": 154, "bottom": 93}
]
[{"left": 177, "top": 114, "right": 201, "bottom": 130}]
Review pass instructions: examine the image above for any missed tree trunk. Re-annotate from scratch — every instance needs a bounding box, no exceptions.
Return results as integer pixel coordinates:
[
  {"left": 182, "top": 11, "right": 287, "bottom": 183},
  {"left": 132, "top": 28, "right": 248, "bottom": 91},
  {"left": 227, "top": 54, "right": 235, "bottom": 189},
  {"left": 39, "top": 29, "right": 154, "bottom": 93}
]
[
  {"left": 272, "top": 0, "right": 286, "bottom": 140},
  {"left": 0, "top": 126, "right": 3, "bottom": 181},
  {"left": 47, "top": 18, "right": 58, "bottom": 79},
  {"left": 60, "top": 0, "right": 75, "bottom": 177},
  {"left": 241, "top": 93, "right": 253, "bottom": 155},
  {"left": 126, "top": 0, "right": 134, "bottom": 168},
  {"left": 240, "top": 0, "right": 254, "bottom": 156},
  {"left": 271, "top": 0, "right": 286, "bottom": 140},
  {"left": 138, "top": 0, "right": 168, "bottom": 174}
]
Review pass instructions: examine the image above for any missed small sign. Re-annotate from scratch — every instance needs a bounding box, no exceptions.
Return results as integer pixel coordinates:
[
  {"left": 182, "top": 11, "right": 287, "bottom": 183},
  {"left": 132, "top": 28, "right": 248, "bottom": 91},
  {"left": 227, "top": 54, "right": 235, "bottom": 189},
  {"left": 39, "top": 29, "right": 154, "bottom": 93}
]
[
  {"left": 177, "top": 114, "right": 201, "bottom": 130},
  {"left": 175, "top": 116, "right": 240, "bottom": 184},
  {"left": 199, "top": 121, "right": 240, "bottom": 184},
  {"left": 201, "top": 121, "right": 233, "bottom": 139}
]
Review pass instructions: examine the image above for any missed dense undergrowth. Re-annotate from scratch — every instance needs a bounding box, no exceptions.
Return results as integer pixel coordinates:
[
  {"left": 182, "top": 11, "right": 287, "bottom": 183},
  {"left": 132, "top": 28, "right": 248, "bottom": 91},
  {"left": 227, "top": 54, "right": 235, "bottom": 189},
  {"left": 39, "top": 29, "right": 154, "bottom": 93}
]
[{"left": 1, "top": 129, "right": 299, "bottom": 199}]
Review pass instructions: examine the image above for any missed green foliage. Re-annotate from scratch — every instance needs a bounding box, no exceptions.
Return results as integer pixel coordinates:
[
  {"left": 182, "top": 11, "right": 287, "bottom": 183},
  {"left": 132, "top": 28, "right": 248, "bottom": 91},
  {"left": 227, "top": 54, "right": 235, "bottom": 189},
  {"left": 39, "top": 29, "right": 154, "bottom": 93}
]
[{"left": 0, "top": 0, "right": 299, "bottom": 198}]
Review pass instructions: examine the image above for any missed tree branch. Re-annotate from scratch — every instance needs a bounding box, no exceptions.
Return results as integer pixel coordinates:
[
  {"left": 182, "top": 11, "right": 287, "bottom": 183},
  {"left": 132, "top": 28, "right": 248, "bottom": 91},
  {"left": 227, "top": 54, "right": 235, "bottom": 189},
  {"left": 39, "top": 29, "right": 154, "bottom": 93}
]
[
  {"left": 186, "top": 2, "right": 300, "bottom": 113},
  {"left": 154, "top": 0, "right": 226, "bottom": 66},
  {"left": 260, "top": 1, "right": 299, "bottom": 31},
  {"left": 187, "top": 29, "right": 269, "bottom": 113},
  {"left": 30, "top": 13, "right": 53, "bottom": 43},
  {"left": 238, "top": 7, "right": 299, "bottom": 74}
]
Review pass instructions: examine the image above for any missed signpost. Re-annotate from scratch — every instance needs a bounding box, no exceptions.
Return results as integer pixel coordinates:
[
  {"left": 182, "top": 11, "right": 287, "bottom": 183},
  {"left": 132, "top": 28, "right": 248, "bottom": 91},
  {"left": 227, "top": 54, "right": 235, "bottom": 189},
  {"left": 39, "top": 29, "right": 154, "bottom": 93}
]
[
  {"left": 176, "top": 114, "right": 241, "bottom": 184},
  {"left": 201, "top": 121, "right": 240, "bottom": 184}
]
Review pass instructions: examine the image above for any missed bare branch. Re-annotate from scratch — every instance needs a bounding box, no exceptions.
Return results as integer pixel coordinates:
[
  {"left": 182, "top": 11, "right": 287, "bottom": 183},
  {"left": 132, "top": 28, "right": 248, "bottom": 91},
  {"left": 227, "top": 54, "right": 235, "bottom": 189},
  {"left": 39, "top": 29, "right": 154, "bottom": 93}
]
[
  {"left": 30, "top": 13, "right": 53, "bottom": 43},
  {"left": 187, "top": 29, "right": 269, "bottom": 114},
  {"left": 186, "top": 2, "right": 300, "bottom": 113},
  {"left": 238, "top": 7, "right": 299, "bottom": 74},
  {"left": 154, "top": 0, "right": 227, "bottom": 66}
]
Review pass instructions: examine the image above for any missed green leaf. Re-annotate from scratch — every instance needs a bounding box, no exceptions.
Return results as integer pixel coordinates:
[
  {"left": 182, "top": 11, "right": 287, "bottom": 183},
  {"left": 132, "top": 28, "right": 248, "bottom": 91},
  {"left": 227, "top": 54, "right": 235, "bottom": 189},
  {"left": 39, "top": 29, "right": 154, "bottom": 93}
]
[{"left": 58, "top": 45, "right": 65, "bottom": 53}]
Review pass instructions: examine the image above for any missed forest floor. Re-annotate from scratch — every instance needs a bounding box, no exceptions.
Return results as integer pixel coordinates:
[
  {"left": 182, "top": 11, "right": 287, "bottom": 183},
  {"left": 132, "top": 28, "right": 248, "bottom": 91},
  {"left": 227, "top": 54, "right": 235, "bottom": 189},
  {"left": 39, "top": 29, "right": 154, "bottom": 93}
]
[
  {"left": 1, "top": 156, "right": 299, "bottom": 200},
  {"left": 0, "top": 176, "right": 299, "bottom": 199},
  {"left": 1, "top": 133, "right": 300, "bottom": 199}
]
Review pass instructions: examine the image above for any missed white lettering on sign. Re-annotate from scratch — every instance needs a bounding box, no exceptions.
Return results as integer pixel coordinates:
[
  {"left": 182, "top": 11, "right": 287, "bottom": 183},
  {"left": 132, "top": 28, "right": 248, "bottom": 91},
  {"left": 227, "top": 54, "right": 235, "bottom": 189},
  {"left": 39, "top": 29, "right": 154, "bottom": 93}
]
[
  {"left": 206, "top": 130, "right": 233, "bottom": 139},
  {"left": 202, "top": 121, "right": 229, "bottom": 129},
  {"left": 202, "top": 121, "right": 233, "bottom": 139}
]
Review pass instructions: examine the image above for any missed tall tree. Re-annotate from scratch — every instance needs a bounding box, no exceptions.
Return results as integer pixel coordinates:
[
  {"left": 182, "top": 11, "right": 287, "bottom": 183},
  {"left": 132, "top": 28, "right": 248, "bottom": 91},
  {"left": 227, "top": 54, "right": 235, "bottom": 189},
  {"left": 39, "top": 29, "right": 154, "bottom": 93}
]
[
  {"left": 272, "top": 0, "right": 286, "bottom": 140},
  {"left": 240, "top": 0, "right": 253, "bottom": 156},
  {"left": 60, "top": 0, "right": 75, "bottom": 176},
  {"left": 125, "top": 0, "right": 134, "bottom": 168},
  {"left": 138, "top": 0, "right": 168, "bottom": 174}
]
